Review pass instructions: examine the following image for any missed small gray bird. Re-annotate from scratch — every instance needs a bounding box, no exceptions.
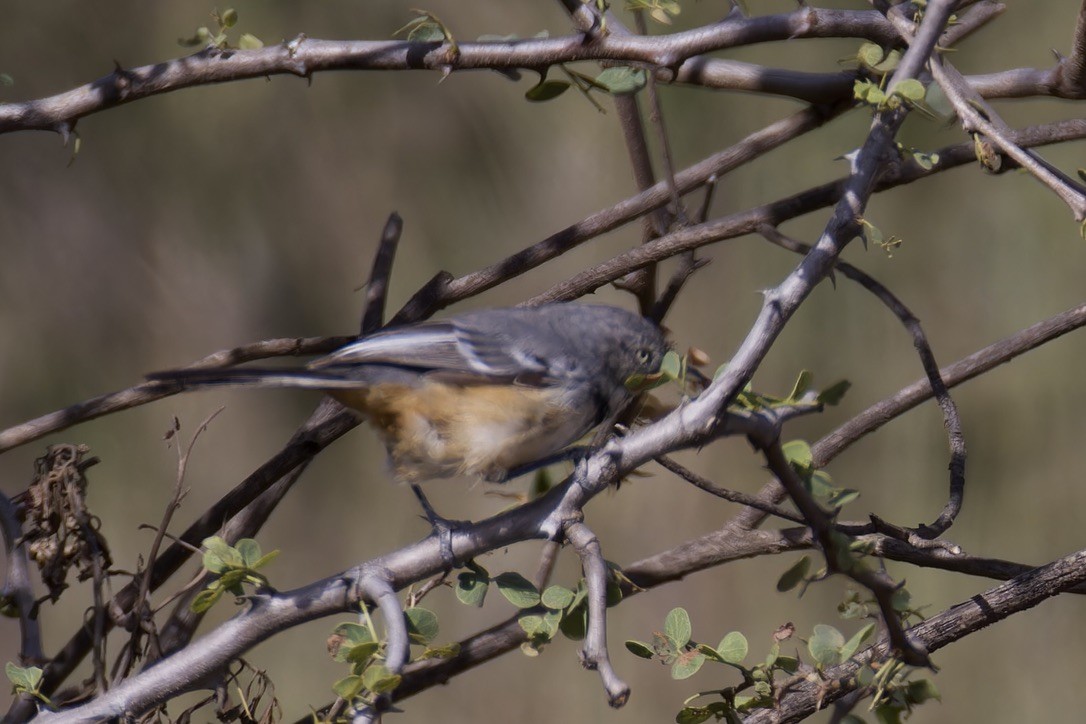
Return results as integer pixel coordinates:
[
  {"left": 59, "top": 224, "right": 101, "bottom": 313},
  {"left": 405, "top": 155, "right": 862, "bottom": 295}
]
[{"left": 148, "top": 303, "right": 669, "bottom": 482}]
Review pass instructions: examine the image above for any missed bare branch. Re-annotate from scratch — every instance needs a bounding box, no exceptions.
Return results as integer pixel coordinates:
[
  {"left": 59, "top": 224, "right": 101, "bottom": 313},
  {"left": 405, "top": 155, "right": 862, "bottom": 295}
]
[
  {"left": 0, "top": 9, "right": 900, "bottom": 135},
  {"left": 566, "top": 522, "right": 629, "bottom": 707},
  {"left": 0, "top": 336, "right": 351, "bottom": 454},
  {"left": 748, "top": 546, "right": 1086, "bottom": 722},
  {"left": 361, "top": 212, "right": 404, "bottom": 335},
  {"left": 0, "top": 490, "right": 44, "bottom": 664}
]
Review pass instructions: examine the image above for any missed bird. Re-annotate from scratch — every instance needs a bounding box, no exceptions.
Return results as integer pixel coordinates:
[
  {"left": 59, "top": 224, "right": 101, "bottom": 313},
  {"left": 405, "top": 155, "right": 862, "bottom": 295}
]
[{"left": 147, "top": 303, "right": 669, "bottom": 483}]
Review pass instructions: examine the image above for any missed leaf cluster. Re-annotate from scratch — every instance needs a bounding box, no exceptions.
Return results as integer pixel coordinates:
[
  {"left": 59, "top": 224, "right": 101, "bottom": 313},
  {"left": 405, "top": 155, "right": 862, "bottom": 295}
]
[
  {"left": 190, "top": 536, "right": 279, "bottom": 614},
  {"left": 455, "top": 560, "right": 626, "bottom": 655},
  {"left": 328, "top": 606, "right": 459, "bottom": 706},
  {"left": 178, "top": 8, "right": 263, "bottom": 51}
]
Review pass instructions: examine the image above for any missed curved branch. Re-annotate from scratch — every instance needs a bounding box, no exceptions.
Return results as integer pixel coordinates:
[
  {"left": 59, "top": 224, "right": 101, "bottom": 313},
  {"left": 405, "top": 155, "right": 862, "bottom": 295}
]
[{"left": 0, "top": 9, "right": 901, "bottom": 135}]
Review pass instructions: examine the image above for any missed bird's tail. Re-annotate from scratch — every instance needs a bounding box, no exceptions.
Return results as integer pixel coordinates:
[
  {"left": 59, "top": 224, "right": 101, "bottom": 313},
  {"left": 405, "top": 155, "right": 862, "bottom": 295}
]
[{"left": 146, "top": 367, "right": 366, "bottom": 391}]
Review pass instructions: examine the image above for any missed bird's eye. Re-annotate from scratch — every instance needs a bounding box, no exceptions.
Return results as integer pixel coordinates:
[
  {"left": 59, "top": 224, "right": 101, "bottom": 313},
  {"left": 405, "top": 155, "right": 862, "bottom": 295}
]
[{"left": 636, "top": 348, "right": 652, "bottom": 363}]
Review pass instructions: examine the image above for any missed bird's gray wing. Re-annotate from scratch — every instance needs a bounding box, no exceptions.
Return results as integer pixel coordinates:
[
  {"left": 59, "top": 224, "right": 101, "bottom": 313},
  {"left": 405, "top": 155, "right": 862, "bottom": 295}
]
[{"left": 308, "top": 318, "right": 550, "bottom": 383}]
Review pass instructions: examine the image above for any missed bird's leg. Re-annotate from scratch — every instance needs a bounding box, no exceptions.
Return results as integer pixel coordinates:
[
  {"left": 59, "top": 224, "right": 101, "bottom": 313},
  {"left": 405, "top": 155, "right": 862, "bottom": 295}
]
[{"left": 410, "top": 484, "right": 465, "bottom": 570}]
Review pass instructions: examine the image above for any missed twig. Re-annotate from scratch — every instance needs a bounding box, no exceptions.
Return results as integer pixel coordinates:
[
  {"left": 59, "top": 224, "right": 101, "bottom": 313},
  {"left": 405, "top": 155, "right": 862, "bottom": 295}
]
[
  {"left": 565, "top": 522, "right": 629, "bottom": 707},
  {"left": 0, "top": 490, "right": 44, "bottom": 663},
  {"left": 361, "top": 212, "right": 403, "bottom": 335},
  {"left": 118, "top": 408, "right": 224, "bottom": 683},
  {"left": 611, "top": 92, "right": 663, "bottom": 313},
  {"left": 533, "top": 541, "right": 562, "bottom": 591},
  {"left": 1059, "top": 0, "right": 1086, "bottom": 93},
  {"left": 655, "top": 455, "right": 806, "bottom": 524},
  {"left": 0, "top": 335, "right": 351, "bottom": 454}
]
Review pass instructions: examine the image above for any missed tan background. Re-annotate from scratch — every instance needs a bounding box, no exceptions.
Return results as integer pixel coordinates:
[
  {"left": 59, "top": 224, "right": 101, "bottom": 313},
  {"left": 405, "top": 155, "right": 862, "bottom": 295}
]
[{"left": 2, "top": 2, "right": 1085, "bottom": 721}]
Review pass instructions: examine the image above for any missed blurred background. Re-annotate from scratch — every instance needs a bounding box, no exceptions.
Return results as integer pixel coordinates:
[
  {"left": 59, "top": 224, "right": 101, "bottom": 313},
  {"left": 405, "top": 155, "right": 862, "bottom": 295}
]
[{"left": 2, "top": 1, "right": 1085, "bottom": 721}]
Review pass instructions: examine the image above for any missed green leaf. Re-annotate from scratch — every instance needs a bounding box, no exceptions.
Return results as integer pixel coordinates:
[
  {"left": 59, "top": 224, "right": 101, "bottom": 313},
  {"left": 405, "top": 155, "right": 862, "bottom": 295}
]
[
  {"left": 558, "top": 603, "right": 587, "bottom": 640},
  {"left": 238, "top": 33, "right": 264, "bottom": 50},
  {"left": 525, "top": 80, "right": 570, "bottom": 102},
  {"left": 840, "top": 622, "right": 876, "bottom": 661},
  {"left": 218, "top": 569, "right": 247, "bottom": 594},
  {"left": 405, "top": 607, "right": 439, "bottom": 644},
  {"left": 189, "top": 587, "right": 223, "bottom": 613},
  {"left": 653, "top": 631, "right": 678, "bottom": 662},
  {"left": 856, "top": 43, "right": 901, "bottom": 74},
  {"left": 856, "top": 43, "right": 885, "bottom": 70},
  {"left": 658, "top": 349, "right": 683, "bottom": 381},
  {"left": 0, "top": 73, "right": 14, "bottom": 87},
  {"left": 828, "top": 488, "right": 861, "bottom": 509},
  {"left": 331, "top": 674, "right": 364, "bottom": 700},
  {"left": 178, "top": 27, "right": 213, "bottom": 47},
  {"left": 236, "top": 538, "right": 262, "bottom": 567},
  {"left": 716, "top": 631, "right": 748, "bottom": 664},
  {"left": 494, "top": 572, "right": 541, "bottom": 608},
  {"left": 202, "top": 536, "right": 236, "bottom": 573},
  {"left": 251, "top": 549, "right": 280, "bottom": 570},
  {"left": 343, "top": 641, "right": 380, "bottom": 665},
  {"left": 664, "top": 607, "right": 692, "bottom": 648},
  {"left": 817, "top": 380, "right": 851, "bottom": 406},
  {"left": 875, "top": 704, "right": 904, "bottom": 724},
  {"left": 808, "top": 624, "right": 845, "bottom": 667},
  {"left": 606, "top": 578, "right": 624, "bottom": 607},
  {"left": 838, "top": 599, "right": 866, "bottom": 620},
  {"left": 542, "top": 608, "right": 562, "bottom": 634},
  {"left": 650, "top": 7, "right": 672, "bottom": 24},
  {"left": 807, "top": 470, "right": 836, "bottom": 499},
  {"left": 671, "top": 649, "right": 706, "bottom": 680},
  {"left": 777, "top": 556, "right": 811, "bottom": 592},
  {"left": 854, "top": 79, "right": 886, "bottom": 106},
  {"left": 456, "top": 569, "right": 489, "bottom": 607},
  {"left": 781, "top": 439, "right": 813, "bottom": 469},
  {"left": 541, "top": 585, "right": 575, "bottom": 610},
  {"left": 891, "top": 587, "right": 912, "bottom": 613},
  {"left": 596, "top": 67, "right": 647, "bottom": 95},
  {"left": 420, "top": 642, "right": 461, "bottom": 659},
  {"left": 625, "top": 640, "right": 655, "bottom": 659},
  {"left": 787, "top": 370, "right": 813, "bottom": 401},
  {"left": 906, "top": 678, "right": 941, "bottom": 704},
  {"left": 676, "top": 706, "right": 714, "bottom": 724},
  {"left": 333, "top": 622, "right": 375, "bottom": 647},
  {"left": 894, "top": 78, "right": 926, "bottom": 102},
  {"left": 519, "top": 614, "right": 545, "bottom": 637},
  {"left": 395, "top": 15, "right": 446, "bottom": 42},
  {"left": 775, "top": 655, "right": 800, "bottom": 674},
  {"left": 361, "top": 663, "right": 402, "bottom": 694},
  {"left": 220, "top": 8, "right": 238, "bottom": 27},
  {"left": 5, "top": 662, "right": 43, "bottom": 692},
  {"left": 518, "top": 611, "right": 558, "bottom": 641}
]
